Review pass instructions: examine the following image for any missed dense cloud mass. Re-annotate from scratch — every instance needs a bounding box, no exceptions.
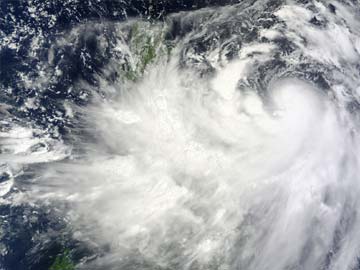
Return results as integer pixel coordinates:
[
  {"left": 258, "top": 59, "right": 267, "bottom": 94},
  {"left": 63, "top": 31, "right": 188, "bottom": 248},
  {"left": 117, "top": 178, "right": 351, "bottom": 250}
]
[{"left": 1, "top": 0, "right": 360, "bottom": 269}]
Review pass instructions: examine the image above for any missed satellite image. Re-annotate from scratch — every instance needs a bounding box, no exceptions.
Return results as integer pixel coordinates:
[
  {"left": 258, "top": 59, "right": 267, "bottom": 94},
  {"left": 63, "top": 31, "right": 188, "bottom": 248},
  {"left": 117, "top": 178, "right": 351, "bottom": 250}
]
[{"left": 1, "top": 0, "right": 360, "bottom": 269}]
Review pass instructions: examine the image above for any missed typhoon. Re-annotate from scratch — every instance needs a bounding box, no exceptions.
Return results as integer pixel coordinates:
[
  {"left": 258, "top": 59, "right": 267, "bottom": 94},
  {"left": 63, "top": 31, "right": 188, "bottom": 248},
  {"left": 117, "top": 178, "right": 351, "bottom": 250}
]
[{"left": 1, "top": 1, "right": 360, "bottom": 270}]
